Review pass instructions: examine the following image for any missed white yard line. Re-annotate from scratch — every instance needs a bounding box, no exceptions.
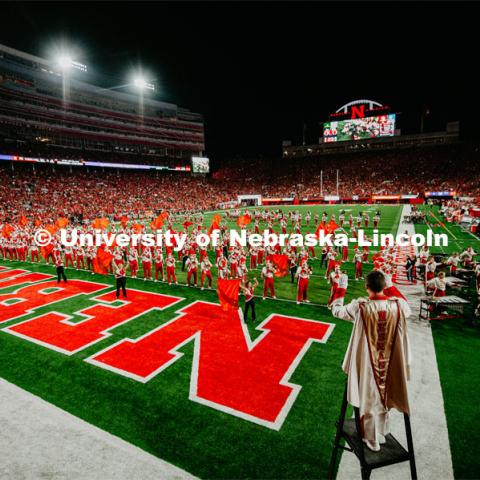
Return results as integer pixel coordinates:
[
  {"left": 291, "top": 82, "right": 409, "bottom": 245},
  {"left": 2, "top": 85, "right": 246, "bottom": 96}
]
[
  {"left": 336, "top": 204, "right": 454, "bottom": 480},
  {"left": 0, "top": 378, "right": 197, "bottom": 480}
]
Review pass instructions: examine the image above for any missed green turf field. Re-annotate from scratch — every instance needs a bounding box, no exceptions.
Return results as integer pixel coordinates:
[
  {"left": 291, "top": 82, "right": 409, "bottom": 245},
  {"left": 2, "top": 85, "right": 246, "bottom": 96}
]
[
  {"left": 0, "top": 260, "right": 353, "bottom": 479},
  {"left": 1, "top": 203, "right": 479, "bottom": 478},
  {"left": 413, "top": 206, "right": 480, "bottom": 479},
  {"left": 414, "top": 205, "right": 480, "bottom": 255}
]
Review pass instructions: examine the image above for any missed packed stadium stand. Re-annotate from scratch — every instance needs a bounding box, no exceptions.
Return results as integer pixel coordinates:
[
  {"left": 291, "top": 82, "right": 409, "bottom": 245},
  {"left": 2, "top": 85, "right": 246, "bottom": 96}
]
[
  {"left": 1, "top": 44, "right": 479, "bottom": 224},
  {"left": 0, "top": 43, "right": 204, "bottom": 165},
  {"left": 1, "top": 142, "right": 479, "bottom": 224}
]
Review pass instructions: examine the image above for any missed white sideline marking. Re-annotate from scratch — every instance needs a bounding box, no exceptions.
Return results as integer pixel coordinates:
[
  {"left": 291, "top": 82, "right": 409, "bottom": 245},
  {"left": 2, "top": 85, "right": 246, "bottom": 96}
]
[
  {"left": 336, "top": 204, "right": 454, "bottom": 480},
  {"left": 0, "top": 378, "right": 197, "bottom": 480}
]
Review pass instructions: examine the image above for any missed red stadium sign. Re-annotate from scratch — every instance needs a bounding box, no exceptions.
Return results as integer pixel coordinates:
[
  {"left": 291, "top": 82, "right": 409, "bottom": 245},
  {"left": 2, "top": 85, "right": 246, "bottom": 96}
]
[{"left": 330, "top": 99, "right": 391, "bottom": 120}]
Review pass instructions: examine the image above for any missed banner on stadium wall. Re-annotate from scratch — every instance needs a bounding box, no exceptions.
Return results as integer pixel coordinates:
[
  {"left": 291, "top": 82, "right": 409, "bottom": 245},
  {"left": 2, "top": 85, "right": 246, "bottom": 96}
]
[
  {"left": 425, "top": 191, "right": 456, "bottom": 197},
  {"left": 371, "top": 195, "right": 401, "bottom": 201},
  {"left": 401, "top": 194, "right": 418, "bottom": 199},
  {"left": 0, "top": 153, "right": 190, "bottom": 172},
  {"left": 324, "top": 195, "right": 340, "bottom": 201}
]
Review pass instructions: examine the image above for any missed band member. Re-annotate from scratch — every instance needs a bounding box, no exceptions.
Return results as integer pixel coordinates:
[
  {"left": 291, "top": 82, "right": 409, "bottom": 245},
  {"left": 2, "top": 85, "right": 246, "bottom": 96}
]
[
  {"left": 154, "top": 249, "right": 164, "bottom": 282},
  {"left": 186, "top": 254, "right": 199, "bottom": 287},
  {"left": 426, "top": 271, "right": 447, "bottom": 298},
  {"left": 327, "top": 264, "right": 341, "bottom": 307},
  {"left": 128, "top": 248, "right": 139, "bottom": 278},
  {"left": 325, "top": 249, "right": 337, "bottom": 278},
  {"left": 289, "top": 250, "right": 297, "bottom": 284},
  {"left": 30, "top": 241, "right": 39, "bottom": 262},
  {"left": 261, "top": 260, "right": 276, "bottom": 300},
  {"left": 216, "top": 253, "right": 228, "bottom": 279},
  {"left": 166, "top": 252, "right": 177, "bottom": 285},
  {"left": 354, "top": 248, "right": 363, "bottom": 280},
  {"left": 200, "top": 257, "right": 213, "bottom": 289},
  {"left": 55, "top": 252, "right": 67, "bottom": 283},
  {"left": 425, "top": 257, "right": 437, "bottom": 291},
  {"left": 295, "top": 261, "right": 312, "bottom": 304},
  {"left": 331, "top": 270, "right": 411, "bottom": 452},
  {"left": 419, "top": 246, "right": 430, "bottom": 265},
  {"left": 142, "top": 247, "right": 153, "bottom": 280},
  {"left": 76, "top": 246, "right": 85, "bottom": 269},
  {"left": 328, "top": 267, "right": 348, "bottom": 308},
  {"left": 114, "top": 262, "right": 127, "bottom": 299},
  {"left": 240, "top": 278, "right": 259, "bottom": 323},
  {"left": 373, "top": 213, "right": 380, "bottom": 228},
  {"left": 64, "top": 246, "right": 74, "bottom": 268},
  {"left": 446, "top": 252, "right": 460, "bottom": 275}
]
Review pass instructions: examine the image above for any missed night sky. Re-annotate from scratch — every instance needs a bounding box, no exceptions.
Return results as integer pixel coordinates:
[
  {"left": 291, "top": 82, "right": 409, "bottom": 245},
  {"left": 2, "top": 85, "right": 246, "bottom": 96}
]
[{"left": 1, "top": 2, "right": 478, "bottom": 159}]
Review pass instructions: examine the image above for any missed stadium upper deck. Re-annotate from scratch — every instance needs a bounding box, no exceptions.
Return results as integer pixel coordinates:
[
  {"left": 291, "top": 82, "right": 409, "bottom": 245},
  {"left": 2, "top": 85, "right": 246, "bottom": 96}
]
[{"left": 0, "top": 44, "right": 204, "bottom": 162}]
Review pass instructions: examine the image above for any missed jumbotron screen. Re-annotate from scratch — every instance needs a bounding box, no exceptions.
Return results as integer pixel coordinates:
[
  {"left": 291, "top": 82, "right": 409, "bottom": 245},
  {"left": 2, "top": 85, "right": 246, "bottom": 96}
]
[
  {"left": 191, "top": 156, "right": 210, "bottom": 173},
  {"left": 323, "top": 114, "right": 396, "bottom": 142}
]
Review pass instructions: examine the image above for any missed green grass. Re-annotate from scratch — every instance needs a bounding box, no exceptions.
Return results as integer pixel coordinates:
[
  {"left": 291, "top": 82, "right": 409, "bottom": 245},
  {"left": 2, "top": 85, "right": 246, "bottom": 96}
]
[
  {"left": 2, "top": 203, "right": 479, "bottom": 478},
  {"left": 414, "top": 205, "right": 480, "bottom": 255},
  {"left": 430, "top": 318, "right": 480, "bottom": 480},
  {"left": 0, "top": 261, "right": 353, "bottom": 479}
]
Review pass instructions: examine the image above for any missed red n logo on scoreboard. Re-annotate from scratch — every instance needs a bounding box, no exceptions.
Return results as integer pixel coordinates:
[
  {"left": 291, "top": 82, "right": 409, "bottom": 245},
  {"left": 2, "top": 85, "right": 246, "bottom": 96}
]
[{"left": 351, "top": 104, "right": 366, "bottom": 119}]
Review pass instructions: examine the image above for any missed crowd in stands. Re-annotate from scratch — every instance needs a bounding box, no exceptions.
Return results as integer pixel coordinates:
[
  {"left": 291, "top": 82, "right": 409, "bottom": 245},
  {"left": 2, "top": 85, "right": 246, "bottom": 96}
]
[{"left": 1, "top": 143, "right": 479, "bottom": 223}]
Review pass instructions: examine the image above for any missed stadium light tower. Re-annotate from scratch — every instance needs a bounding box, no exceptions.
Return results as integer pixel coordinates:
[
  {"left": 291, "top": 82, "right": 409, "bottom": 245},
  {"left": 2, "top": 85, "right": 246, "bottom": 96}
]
[{"left": 133, "top": 76, "right": 155, "bottom": 91}]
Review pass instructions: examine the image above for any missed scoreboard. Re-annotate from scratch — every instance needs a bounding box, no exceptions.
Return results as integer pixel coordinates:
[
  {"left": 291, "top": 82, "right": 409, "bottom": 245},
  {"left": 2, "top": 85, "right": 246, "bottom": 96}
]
[{"left": 323, "top": 114, "right": 396, "bottom": 143}]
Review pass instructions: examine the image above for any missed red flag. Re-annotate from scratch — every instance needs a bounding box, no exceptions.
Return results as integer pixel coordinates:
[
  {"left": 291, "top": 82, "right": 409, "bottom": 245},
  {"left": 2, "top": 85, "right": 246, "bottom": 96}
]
[
  {"left": 327, "top": 219, "right": 339, "bottom": 233},
  {"left": 132, "top": 223, "right": 144, "bottom": 234},
  {"left": 315, "top": 221, "right": 327, "bottom": 238},
  {"left": 237, "top": 214, "right": 252, "bottom": 228},
  {"left": 267, "top": 254, "right": 289, "bottom": 277},
  {"left": 217, "top": 279, "right": 240, "bottom": 311},
  {"left": 45, "top": 224, "right": 57, "bottom": 235},
  {"left": 18, "top": 215, "right": 28, "bottom": 227},
  {"left": 1, "top": 224, "right": 14, "bottom": 238},
  {"left": 40, "top": 243, "right": 54, "bottom": 260},
  {"left": 208, "top": 214, "right": 221, "bottom": 235},
  {"left": 120, "top": 216, "right": 129, "bottom": 227},
  {"left": 92, "top": 246, "right": 113, "bottom": 275},
  {"left": 55, "top": 217, "right": 69, "bottom": 229},
  {"left": 34, "top": 219, "right": 42, "bottom": 228},
  {"left": 92, "top": 217, "right": 109, "bottom": 230}
]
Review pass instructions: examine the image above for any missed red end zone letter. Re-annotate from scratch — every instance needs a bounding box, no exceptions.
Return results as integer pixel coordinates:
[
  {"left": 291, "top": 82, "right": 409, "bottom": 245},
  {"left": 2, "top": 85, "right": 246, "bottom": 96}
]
[
  {"left": 87, "top": 301, "right": 334, "bottom": 430},
  {"left": 0, "top": 279, "right": 106, "bottom": 324},
  {"left": 4, "top": 289, "right": 181, "bottom": 354}
]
